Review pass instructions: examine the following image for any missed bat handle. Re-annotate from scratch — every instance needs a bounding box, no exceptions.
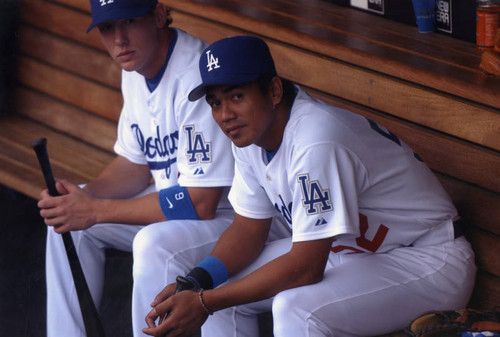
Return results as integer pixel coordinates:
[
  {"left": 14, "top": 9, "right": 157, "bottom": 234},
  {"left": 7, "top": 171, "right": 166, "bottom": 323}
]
[
  {"left": 174, "top": 276, "right": 198, "bottom": 292},
  {"left": 31, "top": 137, "right": 106, "bottom": 336},
  {"left": 31, "top": 137, "right": 59, "bottom": 197},
  {"left": 159, "top": 276, "right": 198, "bottom": 331}
]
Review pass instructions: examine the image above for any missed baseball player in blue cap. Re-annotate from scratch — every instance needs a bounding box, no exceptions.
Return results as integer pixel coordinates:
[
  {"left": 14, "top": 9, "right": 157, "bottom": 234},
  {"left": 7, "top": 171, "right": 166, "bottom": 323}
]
[
  {"left": 38, "top": 1, "right": 239, "bottom": 336},
  {"left": 142, "top": 36, "right": 476, "bottom": 337}
]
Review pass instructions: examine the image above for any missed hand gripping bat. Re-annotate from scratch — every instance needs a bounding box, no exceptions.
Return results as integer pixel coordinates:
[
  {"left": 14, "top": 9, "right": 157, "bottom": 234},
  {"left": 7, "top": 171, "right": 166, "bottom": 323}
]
[
  {"left": 159, "top": 276, "right": 201, "bottom": 337},
  {"left": 31, "top": 138, "right": 106, "bottom": 337}
]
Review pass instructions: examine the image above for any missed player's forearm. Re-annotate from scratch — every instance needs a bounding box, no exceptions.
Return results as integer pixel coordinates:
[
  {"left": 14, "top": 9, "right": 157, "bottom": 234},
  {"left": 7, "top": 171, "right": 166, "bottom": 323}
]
[
  {"left": 84, "top": 156, "right": 152, "bottom": 199},
  {"left": 210, "top": 215, "right": 271, "bottom": 276},
  {"left": 93, "top": 192, "right": 165, "bottom": 225},
  {"left": 202, "top": 256, "right": 312, "bottom": 312},
  {"left": 205, "top": 238, "right": 335, "bottom": 312}
]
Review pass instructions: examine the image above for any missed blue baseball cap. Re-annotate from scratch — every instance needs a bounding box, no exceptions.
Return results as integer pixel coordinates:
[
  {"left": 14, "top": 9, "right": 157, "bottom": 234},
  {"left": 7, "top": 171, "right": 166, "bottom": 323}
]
[
  {"left": 86, "top": 0, "right": 158, "bottom": 33},
  {"left": 188, "top": 36, "right": 277, "bottom": 101}
]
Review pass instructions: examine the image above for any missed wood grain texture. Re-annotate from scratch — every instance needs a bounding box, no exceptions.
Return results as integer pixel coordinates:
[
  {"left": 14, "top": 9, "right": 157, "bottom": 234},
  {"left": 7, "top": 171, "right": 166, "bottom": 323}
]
[
  {"left": 14, "top": 88, "right": 117, "bottom": 153},
  {"left": 17, "top": 25, "right": 120, "bottom": 89},
  {"left": 0, "top": 116, "right": 114, "bottom": 199},
  {"left": 21, "top": 0, "right": 102, "bottom": 50},
  {"left": 164, "top": 0, "right": 500, "bottom": 110},
  {"left": 468, "top": 228, "right": 500, "bottom": 277},
  {"left": 468, "top": 272, "right": 500, "bottom": 311},
  {"left": 439, "top": 175, "right": 500, "bottom": 236},
  {"left": 17, "top": 56, "right": 122, "bottom": 122},
  {"left": 310, "top": 90, "right": 500, "bottom": 194},
  {"left": 168, "top": 9, "right": 500, "bottom": 154}
]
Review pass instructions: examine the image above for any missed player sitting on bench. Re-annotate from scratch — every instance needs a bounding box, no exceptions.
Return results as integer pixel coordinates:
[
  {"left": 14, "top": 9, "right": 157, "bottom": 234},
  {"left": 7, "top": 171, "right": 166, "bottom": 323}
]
[{"left": 142, "top": 36, "right": 476, "bottom": 337}]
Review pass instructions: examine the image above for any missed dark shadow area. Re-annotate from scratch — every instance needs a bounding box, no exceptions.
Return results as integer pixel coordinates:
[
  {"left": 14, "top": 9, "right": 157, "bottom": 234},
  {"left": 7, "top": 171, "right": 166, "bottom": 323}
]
[
  {"left": 0, "top": 0, "right": 21, "bottom": 116},
  {"left": 0, "top": 185, "right": 134, "bottom": 337}
]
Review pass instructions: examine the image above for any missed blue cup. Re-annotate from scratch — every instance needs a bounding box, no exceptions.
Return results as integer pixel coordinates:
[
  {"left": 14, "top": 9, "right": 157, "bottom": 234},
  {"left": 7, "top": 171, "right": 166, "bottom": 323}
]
[{"left": 412, "top": 0, "right": 436, "bottom": 33}]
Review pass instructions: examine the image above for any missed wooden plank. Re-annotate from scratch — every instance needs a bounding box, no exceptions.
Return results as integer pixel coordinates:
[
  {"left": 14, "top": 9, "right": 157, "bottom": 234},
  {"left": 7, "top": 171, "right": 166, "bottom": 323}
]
[
  {"left": 54, "top": 0, "right": 500, "bottom": 115},
  {"left": 21, "top": 0, "right": 103, "bottom": 51},
  {"left": 0, "top": 139, "right": 107, "bottom": 185},
  {"left": 165, "top": 0, "right": 500, "bottom": 110},
  {"left": 15, "top": 88, "right": 117, "bottom": 153},
  {"left": 468, "top": 272, "right": 500, "bottom": 311},
  {"left": 0, "top": 151, "right": 48, "bottom": 200},
  {"left": 0, "top": 116, "right": 114, "bottom": 180},
  {"left": 16, "top": 56, "right": 122, "bottom": 122},
  {"left": 168, "top": 6, "right": 243, "bottom": 44},
  {"left": 26, "top": 1, "right": 499, "bottom": 152},
  {"left": 439, "top": 174, "right": 500, "bottom": 236},
  {"left": 0, "top": 140, "right": 93, "bottom": 195},
  {"left": 232, "top": 0, "right": 481, "bottom": 74},
  {"left": 0, "top": 120, "right": 113, "bottom": 199},
  {"left": 391, "top": 126, "right": 499, "bottom": 195},
  {"left": 53, "top": 0, "right": 90, "bottom": 12},
  {"left": 309, "top": 90, "right": 500, "bottom": 194},
  {"left": 17, "top": 24, "right": 121, "bottom": 90},
  {"left": 468, "top": 228, "right": 500, "bottom": 278},
  {"left": 168, "top": 10, "right": 500, "bottom": 153},
  {"left": 269, "top": 41, "right": 500, "bottom": 152},
  {"left": 52, "top": 0, "right": 480, "bottom": 82}
]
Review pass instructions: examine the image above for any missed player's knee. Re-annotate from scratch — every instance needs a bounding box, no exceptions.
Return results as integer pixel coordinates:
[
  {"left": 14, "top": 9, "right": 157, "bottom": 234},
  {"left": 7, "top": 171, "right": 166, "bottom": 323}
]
[
  {"left": 272, "top": 288, "right": 302, "bottom": 320},
  {"left": 132, "top": 222, "right": 178, "bottom": 258},
  {"left": 273, "top": 289, "right": 338, "bottom": 336},
  {"left": 132, "top": 225, "right": 158, "bottom": 258}
]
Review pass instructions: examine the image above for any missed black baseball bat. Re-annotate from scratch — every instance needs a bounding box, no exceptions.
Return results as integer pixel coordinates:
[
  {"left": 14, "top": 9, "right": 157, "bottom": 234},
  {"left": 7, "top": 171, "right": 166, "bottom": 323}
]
[{"left": 31, "top": 138, "right": 106, "bottom": 337}]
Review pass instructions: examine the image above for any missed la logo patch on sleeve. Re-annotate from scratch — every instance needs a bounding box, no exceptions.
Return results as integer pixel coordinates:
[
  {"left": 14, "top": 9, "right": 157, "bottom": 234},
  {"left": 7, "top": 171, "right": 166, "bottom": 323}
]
[
  {"left": 297, "top": 174, "right": 333, "bottom": 215},
  {"left": 184, "top": 125, "right": 212, "bottom": 164}
]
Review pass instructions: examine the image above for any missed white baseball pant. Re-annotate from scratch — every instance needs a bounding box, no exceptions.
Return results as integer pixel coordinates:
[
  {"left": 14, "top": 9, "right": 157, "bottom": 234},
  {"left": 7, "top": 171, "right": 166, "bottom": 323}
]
[
  {"left": 202, "top": 223, "right": 476, "bottom": 337},
  {"left": 45, "top": 185, "right": 233, "bottom": 337},
  {"left": 132, "top": 214, "right": 292, "bottom": 337}
]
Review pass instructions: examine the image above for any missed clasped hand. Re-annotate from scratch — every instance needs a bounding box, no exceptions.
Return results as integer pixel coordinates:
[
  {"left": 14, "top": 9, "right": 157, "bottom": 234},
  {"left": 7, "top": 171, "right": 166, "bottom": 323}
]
[
  {"left": 143, "top": 282, "right": 209, "bottom": 337},
  {"left": 38, "top": 179, "right": 97, "bottom": 233}
]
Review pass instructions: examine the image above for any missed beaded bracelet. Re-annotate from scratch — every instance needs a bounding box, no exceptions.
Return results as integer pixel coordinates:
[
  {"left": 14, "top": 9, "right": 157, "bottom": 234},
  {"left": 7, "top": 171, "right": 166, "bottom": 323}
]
[{"left": 198, "top": 289, "right": 213, "bottom": 315}]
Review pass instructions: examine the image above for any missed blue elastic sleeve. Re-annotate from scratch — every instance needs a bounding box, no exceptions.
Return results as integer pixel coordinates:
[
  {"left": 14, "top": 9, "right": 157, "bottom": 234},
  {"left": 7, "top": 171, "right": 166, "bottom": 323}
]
[
  {"left": 158, "top": 185, "right": 200, "bottom": 220},
  {"left": 197, "top": 256, "right": 228, "bottom": 289}
]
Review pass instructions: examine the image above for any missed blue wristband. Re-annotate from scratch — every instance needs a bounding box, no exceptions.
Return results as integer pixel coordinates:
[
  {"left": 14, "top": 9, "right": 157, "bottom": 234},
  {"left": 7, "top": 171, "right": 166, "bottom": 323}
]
[
  {"left": 159, "top": 185, "right": 200, "bottom": 220},
  {"left": 197, "top": 256, "right": 228, "bottom": 289}
]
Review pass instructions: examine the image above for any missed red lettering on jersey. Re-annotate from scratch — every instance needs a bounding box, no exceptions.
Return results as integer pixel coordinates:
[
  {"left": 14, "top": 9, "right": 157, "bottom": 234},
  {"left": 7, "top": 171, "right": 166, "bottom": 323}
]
[
  {"left": 331, "top": 213, "right": 389, "bottom": 254},
  {"left": 356, "top": 214, "right": 389, "bottom": 252}
]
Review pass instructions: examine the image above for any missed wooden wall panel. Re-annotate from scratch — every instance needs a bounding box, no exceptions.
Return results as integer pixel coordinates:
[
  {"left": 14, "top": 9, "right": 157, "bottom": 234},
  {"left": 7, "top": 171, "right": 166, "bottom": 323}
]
[
  {"left": 17, "top": 25, "right": 120, "bottom": 89},
  {"left": 311, "top": 90, "right": 500, "bottom": 194},
  {"left": 15, "top": 88, "right": 117, "bottom": 153},
  {"left": 164, "top": 0, "right": 500, "bottom": 110},
  {"left": 17, "top": 56, "right": 122, "bottom": 122},
  {"left": 21, "top": 0, "right": 102, "bottom": 50}
]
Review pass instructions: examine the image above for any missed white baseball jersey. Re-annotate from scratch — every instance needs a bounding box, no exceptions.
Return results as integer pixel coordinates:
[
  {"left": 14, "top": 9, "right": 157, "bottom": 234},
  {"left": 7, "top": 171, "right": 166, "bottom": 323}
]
[
  {"left": 229, "top": 87, "right": 457, "bottom": 253},
  {"left": 46, "top": 30, "right": 237, "bottom": 337},
  {"left": 114, "top": 29, "right": 234, "bottom": 200}
]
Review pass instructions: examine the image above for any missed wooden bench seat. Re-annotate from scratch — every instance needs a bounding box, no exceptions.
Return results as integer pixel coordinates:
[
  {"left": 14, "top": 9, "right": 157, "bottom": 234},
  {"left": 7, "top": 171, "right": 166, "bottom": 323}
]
[{"left": 2, "top": 0, "right": 498, "bottom": 336}]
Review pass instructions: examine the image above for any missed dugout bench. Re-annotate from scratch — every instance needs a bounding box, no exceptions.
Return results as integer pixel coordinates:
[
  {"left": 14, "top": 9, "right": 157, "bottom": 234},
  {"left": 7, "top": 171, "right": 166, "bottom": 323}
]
[{"left": 1, "top": 0, "right": 499, "bottom": 336}]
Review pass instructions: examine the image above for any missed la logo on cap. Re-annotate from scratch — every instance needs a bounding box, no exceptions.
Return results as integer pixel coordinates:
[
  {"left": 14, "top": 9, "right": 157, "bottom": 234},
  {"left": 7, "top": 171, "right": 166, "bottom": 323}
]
[
  {"left": 100, "top": 0, "right": 114, "bottom": 6},
  {"left": 205, "top": 50, "right": 220, "bottom": 72}
]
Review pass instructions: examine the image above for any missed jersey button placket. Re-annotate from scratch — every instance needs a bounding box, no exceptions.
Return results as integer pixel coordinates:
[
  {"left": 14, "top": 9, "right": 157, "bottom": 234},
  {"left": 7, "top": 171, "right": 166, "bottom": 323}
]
[{"left": 148, "top": 100, "right": 155, "bottom": 112}]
